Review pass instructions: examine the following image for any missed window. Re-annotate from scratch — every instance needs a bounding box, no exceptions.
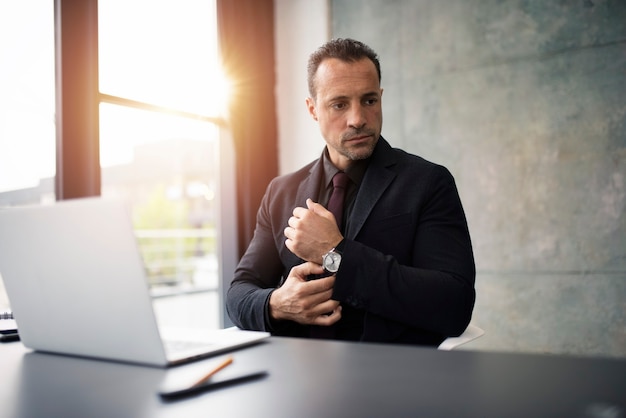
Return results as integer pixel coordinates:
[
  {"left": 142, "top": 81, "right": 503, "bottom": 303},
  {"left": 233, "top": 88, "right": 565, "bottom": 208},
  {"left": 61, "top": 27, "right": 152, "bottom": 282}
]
[
  {"left": 98, "top": 0, "right": 231, "bottom": 330},
  {"left": 0, "top": 0, "right": 234, "bottom": 330}
]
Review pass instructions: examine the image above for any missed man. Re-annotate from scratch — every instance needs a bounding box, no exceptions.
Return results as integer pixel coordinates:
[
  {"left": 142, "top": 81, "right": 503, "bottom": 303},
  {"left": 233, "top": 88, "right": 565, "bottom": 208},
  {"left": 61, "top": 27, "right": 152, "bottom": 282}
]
[{"left": 226, "top": 38, "right": 475, "bottom": 346}]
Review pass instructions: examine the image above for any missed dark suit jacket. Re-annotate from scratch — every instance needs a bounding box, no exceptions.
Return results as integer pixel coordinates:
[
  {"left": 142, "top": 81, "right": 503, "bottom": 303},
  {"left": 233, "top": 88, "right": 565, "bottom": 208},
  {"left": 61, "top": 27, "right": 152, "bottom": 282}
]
[{"left": 226, "top": 137, "right": 476, "bottom": 346}]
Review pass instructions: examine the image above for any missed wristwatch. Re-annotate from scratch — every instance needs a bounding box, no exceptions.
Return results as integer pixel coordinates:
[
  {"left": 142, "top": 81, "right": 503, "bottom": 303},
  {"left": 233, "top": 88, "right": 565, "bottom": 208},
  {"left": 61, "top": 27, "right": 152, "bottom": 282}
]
[{"left": 322, "top": 247, "right": 342, "bottom": 273}]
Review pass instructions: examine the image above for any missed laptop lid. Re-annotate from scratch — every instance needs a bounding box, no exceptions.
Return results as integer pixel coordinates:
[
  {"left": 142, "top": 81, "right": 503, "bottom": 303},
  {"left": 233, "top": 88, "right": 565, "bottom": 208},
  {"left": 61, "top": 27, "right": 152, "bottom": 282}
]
[{"left": 0, "top": 197, "right": 268, "bottom": 367}]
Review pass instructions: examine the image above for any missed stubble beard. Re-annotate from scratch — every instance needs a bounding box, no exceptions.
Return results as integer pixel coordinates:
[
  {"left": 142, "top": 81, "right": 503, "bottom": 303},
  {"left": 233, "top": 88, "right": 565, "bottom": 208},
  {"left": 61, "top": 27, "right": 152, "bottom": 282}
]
[{"left": 339, "top": 128, "right": 379, "bottom": 161}]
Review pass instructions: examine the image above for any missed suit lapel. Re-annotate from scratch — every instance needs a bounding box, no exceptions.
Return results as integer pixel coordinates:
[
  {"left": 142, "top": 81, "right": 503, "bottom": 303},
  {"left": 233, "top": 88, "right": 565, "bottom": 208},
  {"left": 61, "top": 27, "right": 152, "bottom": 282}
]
[
  {"left": 346, "top": 138, "right": 397, "bottom": 239},
  {"left": 290, "top": 139, "right": 397, "bottom": 241},
  {"left": 295, "top": 159, "right": 323, "bottom": 206}
]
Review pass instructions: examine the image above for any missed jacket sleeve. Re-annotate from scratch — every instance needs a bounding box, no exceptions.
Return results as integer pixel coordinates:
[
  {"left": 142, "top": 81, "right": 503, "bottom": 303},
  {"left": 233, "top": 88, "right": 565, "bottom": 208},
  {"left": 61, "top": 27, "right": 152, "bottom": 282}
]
[
  {"left": 225, "top": 176, "right": 307, "bottom": 335},
  {"left": 225, "top": 180, "right": 283, "bottom": 332}
]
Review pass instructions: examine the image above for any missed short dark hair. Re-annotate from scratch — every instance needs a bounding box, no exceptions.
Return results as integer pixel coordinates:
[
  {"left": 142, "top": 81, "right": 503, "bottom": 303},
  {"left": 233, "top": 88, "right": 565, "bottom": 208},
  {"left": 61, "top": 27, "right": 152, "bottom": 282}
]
[{"left": 307, "top": 38, "right": 381, "bottom": 98}]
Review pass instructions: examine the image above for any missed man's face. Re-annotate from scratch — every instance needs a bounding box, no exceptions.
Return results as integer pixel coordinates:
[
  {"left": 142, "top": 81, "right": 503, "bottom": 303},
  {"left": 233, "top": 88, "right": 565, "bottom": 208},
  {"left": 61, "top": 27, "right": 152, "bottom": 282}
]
[{"left": 306, "top": 58, "right": 383, "bottom": 170}]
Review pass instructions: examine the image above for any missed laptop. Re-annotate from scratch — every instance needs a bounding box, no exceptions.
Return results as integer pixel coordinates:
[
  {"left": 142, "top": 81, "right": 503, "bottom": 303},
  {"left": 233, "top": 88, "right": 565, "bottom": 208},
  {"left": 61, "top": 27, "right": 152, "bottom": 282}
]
[{"left": 0, "top": 197, "right": 269, "bottom": 367}]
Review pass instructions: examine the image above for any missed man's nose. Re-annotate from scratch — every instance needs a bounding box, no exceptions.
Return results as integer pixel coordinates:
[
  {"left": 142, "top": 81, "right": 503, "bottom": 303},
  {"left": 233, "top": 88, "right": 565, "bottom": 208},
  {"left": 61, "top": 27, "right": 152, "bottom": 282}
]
[{"left": 347, "top": 105, "right": 366, "bottom": 129}]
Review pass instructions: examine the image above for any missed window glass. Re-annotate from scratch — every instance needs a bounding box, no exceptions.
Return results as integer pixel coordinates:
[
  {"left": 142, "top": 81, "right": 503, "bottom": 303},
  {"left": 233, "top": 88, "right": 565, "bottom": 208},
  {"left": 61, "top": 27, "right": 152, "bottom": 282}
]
[
  {"left": 100, "top": 103, "right": 222, "bottom": 329},
  {"left": 98, "top": 0, "right": 226, "bottom": 330},
  {"left": 0, "top": 1, "right": 55, "bottom": 198}
]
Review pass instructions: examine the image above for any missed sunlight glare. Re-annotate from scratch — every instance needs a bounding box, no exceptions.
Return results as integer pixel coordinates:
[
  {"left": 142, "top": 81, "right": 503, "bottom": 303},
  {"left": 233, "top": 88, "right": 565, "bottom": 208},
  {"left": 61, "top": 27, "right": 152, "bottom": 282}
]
[
  {"left": 99, "top": 0, "right": 222, "bottom": 116},
  {"left": 98, "top": 0, "right": 225, "bottom": 167}
]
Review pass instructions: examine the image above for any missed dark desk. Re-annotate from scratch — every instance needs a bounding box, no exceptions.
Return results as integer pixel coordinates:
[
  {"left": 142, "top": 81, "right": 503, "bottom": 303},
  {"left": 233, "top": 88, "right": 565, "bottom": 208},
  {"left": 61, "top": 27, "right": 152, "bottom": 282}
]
[{"left": 1, "top": 337, "right": 624, "bottom": 418}]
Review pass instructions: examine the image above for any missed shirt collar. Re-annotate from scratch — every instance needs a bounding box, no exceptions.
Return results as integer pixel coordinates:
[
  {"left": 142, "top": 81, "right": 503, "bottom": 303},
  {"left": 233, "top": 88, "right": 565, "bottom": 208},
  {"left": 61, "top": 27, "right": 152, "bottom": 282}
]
[{"left": 322, "top": 147, "right": 370, "bottom": 188}]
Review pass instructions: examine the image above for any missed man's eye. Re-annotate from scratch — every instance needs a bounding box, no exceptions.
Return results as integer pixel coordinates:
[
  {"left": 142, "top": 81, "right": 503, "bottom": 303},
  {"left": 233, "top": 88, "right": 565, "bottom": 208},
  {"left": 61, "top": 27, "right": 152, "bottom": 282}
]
[
  {"left": 332, "top": 103, "right": 346, "bottom": 110},
  {"left": 364, "top": 98, "right": 378, "bottom": 106}
]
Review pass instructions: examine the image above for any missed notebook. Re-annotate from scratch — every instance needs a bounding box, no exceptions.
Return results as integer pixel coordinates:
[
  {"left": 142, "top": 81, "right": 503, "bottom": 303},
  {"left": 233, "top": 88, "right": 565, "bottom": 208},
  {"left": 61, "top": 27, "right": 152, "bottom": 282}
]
[{"left": 0, "top": 197, "right": 269, "bottom": 367}]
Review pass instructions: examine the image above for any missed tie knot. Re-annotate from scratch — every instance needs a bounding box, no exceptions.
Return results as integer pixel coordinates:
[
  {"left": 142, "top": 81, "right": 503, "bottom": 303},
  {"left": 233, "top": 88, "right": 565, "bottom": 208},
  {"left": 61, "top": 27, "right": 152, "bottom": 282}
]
[{"left": 332, "top": 172, "right": 350, "bottom": 189}]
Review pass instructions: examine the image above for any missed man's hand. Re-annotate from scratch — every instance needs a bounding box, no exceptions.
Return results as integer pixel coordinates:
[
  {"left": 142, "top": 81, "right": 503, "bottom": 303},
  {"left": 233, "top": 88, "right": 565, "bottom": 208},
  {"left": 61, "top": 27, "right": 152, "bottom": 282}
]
[
  {"left": 269, "top": 262, "right": 342, "bottom": 326},
  {"left": 284, "top": 198, "right": 344, "bottom": 262}
]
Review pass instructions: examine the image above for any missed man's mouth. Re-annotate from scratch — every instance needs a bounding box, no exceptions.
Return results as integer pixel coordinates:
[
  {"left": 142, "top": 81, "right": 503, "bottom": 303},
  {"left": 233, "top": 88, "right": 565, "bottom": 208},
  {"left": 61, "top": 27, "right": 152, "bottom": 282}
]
[{"left": 343, "top": 132, "right": 374, "bottom": 142}]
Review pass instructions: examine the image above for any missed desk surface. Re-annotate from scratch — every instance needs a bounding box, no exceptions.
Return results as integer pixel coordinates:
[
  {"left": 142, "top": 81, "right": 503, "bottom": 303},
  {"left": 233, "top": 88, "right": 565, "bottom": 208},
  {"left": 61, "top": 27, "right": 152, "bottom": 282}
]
[{"left": 1, "top": 337, "right": 625, "bottom": 418}]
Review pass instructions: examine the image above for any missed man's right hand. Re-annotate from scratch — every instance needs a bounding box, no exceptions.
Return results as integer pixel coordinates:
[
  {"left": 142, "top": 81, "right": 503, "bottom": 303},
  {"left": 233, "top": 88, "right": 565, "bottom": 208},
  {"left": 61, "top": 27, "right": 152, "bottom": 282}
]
[{"left": 268, "top": 262, "right": 342, "bottom": 326}]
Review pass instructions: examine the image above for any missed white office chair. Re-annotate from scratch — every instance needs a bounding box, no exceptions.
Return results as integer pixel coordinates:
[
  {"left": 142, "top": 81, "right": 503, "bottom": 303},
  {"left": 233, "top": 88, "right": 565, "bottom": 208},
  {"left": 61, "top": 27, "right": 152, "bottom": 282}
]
[{"left": 437, "top": 324, "right": 485, "bottom": 351}]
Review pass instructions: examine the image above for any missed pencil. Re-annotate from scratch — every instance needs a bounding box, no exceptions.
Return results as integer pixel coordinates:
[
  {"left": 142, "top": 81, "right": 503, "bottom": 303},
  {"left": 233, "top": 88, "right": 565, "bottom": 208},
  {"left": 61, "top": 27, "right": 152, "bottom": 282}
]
[{"left": 192, "top": 356, "right": 234, "bottom": 387}]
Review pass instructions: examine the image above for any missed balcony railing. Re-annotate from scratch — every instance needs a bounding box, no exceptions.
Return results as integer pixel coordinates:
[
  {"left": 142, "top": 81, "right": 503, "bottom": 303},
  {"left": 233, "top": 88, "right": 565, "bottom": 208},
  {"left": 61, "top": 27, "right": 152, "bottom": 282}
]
[{"left": 135, "top": 229, "right": 219, "bottom": 298}]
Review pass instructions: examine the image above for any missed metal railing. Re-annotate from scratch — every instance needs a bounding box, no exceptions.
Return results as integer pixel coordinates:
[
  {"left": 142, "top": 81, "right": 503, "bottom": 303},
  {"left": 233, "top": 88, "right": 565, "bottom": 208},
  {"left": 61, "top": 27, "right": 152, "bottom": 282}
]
[{"left": 134, "top": 229, "right": 219, "bottom": 298}]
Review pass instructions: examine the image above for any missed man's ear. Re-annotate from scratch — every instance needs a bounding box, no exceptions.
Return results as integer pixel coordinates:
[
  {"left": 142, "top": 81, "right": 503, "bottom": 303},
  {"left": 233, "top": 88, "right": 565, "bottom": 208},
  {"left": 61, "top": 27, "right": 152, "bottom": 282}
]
[{"left": 305, "top": 97, "right": 318, "bottom": 121}]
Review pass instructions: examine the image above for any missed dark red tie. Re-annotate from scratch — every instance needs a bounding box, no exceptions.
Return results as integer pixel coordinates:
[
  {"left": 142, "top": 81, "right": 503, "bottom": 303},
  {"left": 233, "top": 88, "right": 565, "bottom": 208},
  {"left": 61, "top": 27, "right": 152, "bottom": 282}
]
[
  {"left": 310, "top": 172, "right": 349, "bottom": 339},
  {"left": 327, "top": 172, "right": 350, "bottom": 230}
]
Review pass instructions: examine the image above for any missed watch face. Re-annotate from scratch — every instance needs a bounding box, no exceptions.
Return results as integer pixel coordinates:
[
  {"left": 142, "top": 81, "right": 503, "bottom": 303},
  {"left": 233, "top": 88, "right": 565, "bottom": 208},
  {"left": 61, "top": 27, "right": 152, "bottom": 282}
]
[{"left": 323, "top": 251, "right": 341, "bottom": 273}]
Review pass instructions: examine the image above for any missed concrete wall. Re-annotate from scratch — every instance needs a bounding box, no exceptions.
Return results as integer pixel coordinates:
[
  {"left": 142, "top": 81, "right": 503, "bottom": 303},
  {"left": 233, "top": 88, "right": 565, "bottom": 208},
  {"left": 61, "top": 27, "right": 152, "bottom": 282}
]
[
  {"left": 330, "top": 0, "right": 626, "bottom": 358},
  {"left": 274, "top": 0, "right": 330, "bottom": 174}
]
